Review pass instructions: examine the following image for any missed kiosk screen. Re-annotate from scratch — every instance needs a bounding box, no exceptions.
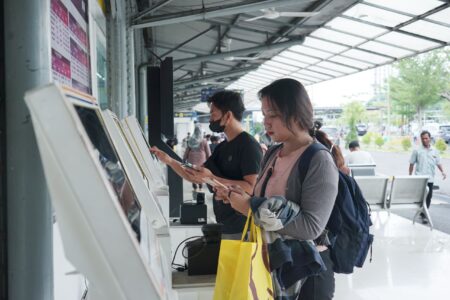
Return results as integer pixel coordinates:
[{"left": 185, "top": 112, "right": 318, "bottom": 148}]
[{"left": 75, "top": 105, "right": 142, "bottom": 241}]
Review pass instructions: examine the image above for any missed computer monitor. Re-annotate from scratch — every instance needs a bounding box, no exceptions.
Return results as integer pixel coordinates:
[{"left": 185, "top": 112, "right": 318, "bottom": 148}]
[{"left": 24, "top": 84, "right": 172, "bottom": 300}]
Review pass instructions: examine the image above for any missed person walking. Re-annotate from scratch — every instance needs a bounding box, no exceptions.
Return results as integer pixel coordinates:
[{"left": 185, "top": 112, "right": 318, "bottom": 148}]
[
  {"left": 409, "top": 130, "right": 446, "bottom": 223},
  {"left": 183, "top": 126, "right": 211, "bottom": 191}
]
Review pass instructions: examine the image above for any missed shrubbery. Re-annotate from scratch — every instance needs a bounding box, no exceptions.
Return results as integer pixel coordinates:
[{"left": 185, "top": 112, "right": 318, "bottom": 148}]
[
  {"left": 401, "top": 138, "right": 412, "bottom": 151},
  {"left": 435, "top": 138, "right": 448, "bottom": 153}
]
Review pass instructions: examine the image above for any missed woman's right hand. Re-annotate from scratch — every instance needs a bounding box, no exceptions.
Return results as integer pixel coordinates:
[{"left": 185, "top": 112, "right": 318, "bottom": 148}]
[{"left": 150, "top": 146, "right": 173, "bottom": 165}]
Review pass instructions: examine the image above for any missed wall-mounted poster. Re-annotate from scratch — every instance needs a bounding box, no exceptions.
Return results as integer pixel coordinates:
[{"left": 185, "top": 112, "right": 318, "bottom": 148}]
[{"left": 51, "top": 0, "right": 92, "bottom": 94}]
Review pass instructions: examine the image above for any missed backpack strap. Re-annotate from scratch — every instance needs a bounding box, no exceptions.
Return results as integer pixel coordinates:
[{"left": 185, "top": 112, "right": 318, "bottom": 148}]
[{"left": 298, "top": 142, "right": 330, "bottom": 185}]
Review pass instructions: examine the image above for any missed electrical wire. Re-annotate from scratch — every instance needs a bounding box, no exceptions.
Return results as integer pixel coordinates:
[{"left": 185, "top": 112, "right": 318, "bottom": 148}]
[{"left": 171, "top": 236, "right": 202, "bottom": 271}]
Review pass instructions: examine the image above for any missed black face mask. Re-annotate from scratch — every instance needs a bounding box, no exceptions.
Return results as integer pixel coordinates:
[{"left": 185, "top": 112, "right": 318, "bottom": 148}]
[{"left": 209, "top": 118, "right": 225, "bottom": 133}]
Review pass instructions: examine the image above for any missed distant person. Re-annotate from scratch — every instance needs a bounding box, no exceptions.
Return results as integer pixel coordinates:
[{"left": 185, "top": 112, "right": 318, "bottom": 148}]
[
  {"left": 345, "top": 140, "right": 375, "bottom": 165},
  {"left": 183, "top": 126, "right": 211, "bottom": 191},
  {"left": 409, "top": 131, "right": 446, "bottom": 223},
  {"left": 209, "top": 135, "right": 220, "bottom": 153},
  {"left": 182, "top": 132, "right": 191, "bottom": 148}
]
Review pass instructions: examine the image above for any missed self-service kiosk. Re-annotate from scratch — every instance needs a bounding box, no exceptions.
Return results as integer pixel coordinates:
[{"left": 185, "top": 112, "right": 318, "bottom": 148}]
[
  {"left": 120, "top": 116, "right": 171, "bottom": 220},
  {"left": 24, "top": 84, "right": 174, "bottom": 300}
]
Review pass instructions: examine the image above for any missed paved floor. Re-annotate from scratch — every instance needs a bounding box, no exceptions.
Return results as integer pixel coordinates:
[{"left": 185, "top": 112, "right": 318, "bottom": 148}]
[{"left": 335, "top": 211, "right": 450, "bottom": 300}]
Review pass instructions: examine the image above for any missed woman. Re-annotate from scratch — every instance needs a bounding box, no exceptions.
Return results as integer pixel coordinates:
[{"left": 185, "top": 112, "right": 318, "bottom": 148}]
[
  {"left": 224, "top": 78, "right": 339, "bottom": 299},
  {"left": 183, "top": 126, "right": 211, "bottom": 190}
]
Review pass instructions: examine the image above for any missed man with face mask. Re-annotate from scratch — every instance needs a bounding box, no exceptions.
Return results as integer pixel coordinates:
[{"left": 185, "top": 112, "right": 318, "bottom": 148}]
[{"left": 151, "top": 90, "right": 262, "bottom": 237}]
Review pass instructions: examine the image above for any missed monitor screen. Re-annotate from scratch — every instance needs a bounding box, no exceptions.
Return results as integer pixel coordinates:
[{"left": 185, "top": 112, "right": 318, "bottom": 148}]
[{"left": 75, "top": 105, "right": 142, "bottom": 241}]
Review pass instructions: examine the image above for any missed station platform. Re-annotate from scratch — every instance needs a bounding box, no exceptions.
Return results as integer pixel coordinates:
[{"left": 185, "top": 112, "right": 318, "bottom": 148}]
[
  {"left": 54, "top": 182, "right": 450, "bottom": 299},
  {"left": 335, "top": 211, "right": 450, "bottom": 300}
]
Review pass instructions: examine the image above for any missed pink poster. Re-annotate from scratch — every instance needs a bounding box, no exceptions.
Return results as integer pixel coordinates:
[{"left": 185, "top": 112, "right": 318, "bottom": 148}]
[{"left": 51, "top": 0, "right": 91, "bottom": 94}]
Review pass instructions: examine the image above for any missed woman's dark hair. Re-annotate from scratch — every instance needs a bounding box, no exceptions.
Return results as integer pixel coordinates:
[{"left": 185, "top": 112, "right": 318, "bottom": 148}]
[
  {"left": 258, "top": 78, "right": 313, "bottom": 132},
  {"left": 207, "top": 90, "right": 245, "bottom": 121},
  {"left": 313, "top": 121, "right": 346, "bottom": 171}
]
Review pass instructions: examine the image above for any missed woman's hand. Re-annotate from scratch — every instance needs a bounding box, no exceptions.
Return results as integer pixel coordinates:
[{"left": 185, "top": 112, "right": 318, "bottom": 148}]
[
  {"left": 150, "top": 146, "right": 173, "bottom": 165},
  {"left": 227, "top": 185, "right": 251, "bottom": 215}
]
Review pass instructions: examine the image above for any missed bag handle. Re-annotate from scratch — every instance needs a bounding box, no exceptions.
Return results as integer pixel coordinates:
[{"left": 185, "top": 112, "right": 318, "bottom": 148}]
[
  {"left": 241, "top": 210, "right": 252, "bottom": 241},
  {"left": 241, "top": 210, "right": 263, "bottom": 244}
]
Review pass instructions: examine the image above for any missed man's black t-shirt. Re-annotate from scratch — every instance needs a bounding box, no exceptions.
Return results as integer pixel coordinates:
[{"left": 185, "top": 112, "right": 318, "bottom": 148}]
[{"left": 203, "top": 132, "right": 262, "bottom": 234}]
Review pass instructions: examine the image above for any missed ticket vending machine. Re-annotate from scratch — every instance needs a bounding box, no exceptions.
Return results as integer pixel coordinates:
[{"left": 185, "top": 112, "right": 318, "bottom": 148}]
[
  {"left": 120, "top": 116, "right": 171, "bottom": 220},
  {"left": 24, "top": 84, "right": 174, "bottom": 300},
  {"left": 101, "top": 110, "right": 171, "bottom": 263}
]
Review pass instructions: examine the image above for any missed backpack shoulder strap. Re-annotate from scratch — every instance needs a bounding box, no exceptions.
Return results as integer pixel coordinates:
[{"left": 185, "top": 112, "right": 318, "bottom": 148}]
[
  {"left": 298, "top": 142, "right": 330, "bottom": 185},
  {"left": 261, "top": 144, "right": 282, "bottom": 170}
]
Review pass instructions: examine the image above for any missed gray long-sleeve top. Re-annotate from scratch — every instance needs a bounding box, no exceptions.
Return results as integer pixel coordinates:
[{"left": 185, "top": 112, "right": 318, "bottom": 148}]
[{"left": 276, "top": 149, "right": 338, "bottom": 240}]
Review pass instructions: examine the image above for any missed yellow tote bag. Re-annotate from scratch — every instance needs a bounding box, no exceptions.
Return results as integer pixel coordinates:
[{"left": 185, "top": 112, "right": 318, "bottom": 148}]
[{"left": 214, "top": 212, "right": 274, "bottom": 300}]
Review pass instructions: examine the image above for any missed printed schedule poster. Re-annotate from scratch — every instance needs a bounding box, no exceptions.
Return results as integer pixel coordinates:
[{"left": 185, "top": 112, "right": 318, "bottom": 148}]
[{"left": 51, "top": 0, "right": 92, "bottom": 94}]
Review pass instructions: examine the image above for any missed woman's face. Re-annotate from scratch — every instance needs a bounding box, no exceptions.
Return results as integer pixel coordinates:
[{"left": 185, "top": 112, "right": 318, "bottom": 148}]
[{"left": 261, "top": 97, "right": 298, "bottom": 143}]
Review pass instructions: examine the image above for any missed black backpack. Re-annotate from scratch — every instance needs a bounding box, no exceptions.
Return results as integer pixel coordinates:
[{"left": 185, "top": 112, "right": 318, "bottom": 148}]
[{"left": 263, "top": 143, "right": 374, "bottom": 274}]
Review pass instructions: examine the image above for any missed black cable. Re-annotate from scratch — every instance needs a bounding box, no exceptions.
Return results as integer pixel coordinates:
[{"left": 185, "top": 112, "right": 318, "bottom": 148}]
[{"left": 171, "top": 236, "right": 202, "bottom": 271}]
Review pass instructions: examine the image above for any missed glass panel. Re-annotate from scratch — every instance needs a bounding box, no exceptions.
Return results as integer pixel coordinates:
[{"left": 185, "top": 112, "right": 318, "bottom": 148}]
[
  {"left": 260, "top": 64, "right": 293, "bottom": 75},
  {"left": 402, "top": 20, "right": 450, "bottom": 43},
  {"left": 287, "top": 75, "right": 315, "bottom": 85},
  {"left": 296, "top": 69, "right": 332, "bottom": 80},
  {"left": 96, "top": 40, "right": 108, "bottom": 109},
  {"left": 303, "top": 37, "right": 350, "bottom": 53},
  {"left": 341, "top": 48, "right": 392, "bottom": 64},
  {"left": 289, "top": 45, "right": 333, "bottom": 59},
  {"left": 364, "top": 0, "right": 442, "bottom": 15},
  {"left": 272, "top": 55, "right": 308, "bottom": 68},
  {"left": 307, "top": 65, "right": 344, "bottom": 77},
  {"left": 359, "top": 41, "right": 414, "bottom": 58},
  {"left": 326, "top": 17, "right": 388, "bottom": 38},
  {"left": 74, "top": 106, "right": 141, "bottom": 241},
  {"left": 329, "top": 55, "right": 374, "bottom": 69},
  {"left": 239, "top": 77, "right": 265, "bottom": 85},
  {"left": 426, "top": 8, "right": 450, "bottom": 26},
  {"left": 248, "top": 71, "right": 278, "bottom": 80},
  {"left": 255, "top": 68, "right": 284, "bottom": 78},
  {"left": 311, "top": 28, "right": 366, "bottom": 46},
  {"left": 315, "top": 61, "right": 358, "bottom": 74},
  {"left": 244, "top": 75, "right": 272, "bottom": 84},
  {"left": 280, "top": 51, "right": 320, "bottom": 64},
  {"left": 343, "top": 3, "right": 411, "bottom": 27},
  {"left": 376, "top": 31, "right": 440, "bottom": 51},
  {"left": 264, "top": 60, "right": 299, "bottom": 72}
]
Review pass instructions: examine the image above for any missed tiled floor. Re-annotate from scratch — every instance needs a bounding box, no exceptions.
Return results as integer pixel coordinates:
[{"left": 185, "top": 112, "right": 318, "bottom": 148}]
[{"left": 335, "top": 211, "right": 450, "bottom": 300}]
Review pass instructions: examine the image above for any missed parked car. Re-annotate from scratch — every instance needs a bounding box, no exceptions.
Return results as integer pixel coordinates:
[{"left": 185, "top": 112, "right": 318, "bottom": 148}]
[
  {"left": 439, "top": 124, "right": 450, "bottom": 144},
  {"left": 356, "top": 124, "right": 367, "bottom": 136},
  {"left": 322, "top": 126, "right": 341, "bottom": 146}
]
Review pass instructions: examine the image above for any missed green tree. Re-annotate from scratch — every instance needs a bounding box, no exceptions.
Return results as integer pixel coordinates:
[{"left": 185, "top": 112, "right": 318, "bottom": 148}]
[
  {"left": 389, "top": 49, "right": 450, "bottom": 127},
  {"left": 342, "top": 101, "right": 365, "bottom": 144}
]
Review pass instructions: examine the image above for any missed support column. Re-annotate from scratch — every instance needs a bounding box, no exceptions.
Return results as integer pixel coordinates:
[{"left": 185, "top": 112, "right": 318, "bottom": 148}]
[{"left": 4, "top": 0, "right": 53, "bottom": 299}]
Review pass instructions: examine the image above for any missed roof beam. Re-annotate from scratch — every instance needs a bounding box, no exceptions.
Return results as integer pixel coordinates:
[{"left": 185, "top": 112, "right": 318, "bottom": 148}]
[
  {"left": 173, "top": 36, "right": 305, "bottom": 66},
  {"left": 174, "top": 66, "right": 258, "bottom": 87},
  {"left": 133, "top": 0, "right": 175, "bottom": 22},
  {"left": 161, "top": 26, "right": 215, "bottom": 57},
  {"left": 131, "top": 0, "right": 318, "bottom": 29}
]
